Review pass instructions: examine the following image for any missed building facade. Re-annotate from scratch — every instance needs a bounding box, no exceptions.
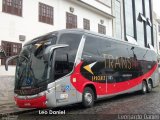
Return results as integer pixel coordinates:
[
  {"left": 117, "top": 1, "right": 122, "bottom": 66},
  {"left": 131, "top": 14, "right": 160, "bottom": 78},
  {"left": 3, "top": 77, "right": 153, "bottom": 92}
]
[
  {"left": 153, "top": 12, "right": 160, "bottom": 55},
  {"left": 0, "top": 0, "right": 156, "bottom": 76},
  {"left": 113, "top": 0, "right": 154, "bottom": 49},
  {"left": 0, "top": 0, "right": 114, "bottom": 76}
]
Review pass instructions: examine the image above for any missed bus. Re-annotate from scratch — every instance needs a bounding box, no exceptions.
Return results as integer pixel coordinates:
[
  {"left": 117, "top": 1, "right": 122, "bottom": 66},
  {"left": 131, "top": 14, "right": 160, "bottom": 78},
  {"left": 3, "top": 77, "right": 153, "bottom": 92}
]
[{"left": 5, "top": 29, "right": 159, "bottom": 108}]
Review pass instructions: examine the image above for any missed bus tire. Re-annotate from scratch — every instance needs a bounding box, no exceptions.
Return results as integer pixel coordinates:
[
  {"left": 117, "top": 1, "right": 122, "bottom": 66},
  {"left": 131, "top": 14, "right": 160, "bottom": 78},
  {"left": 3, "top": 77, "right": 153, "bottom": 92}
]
[
  {"left": 82, "top": 87, "right": 95, "bottom": 108},
  {"left": 141, "top": 81, "right": 147, "bottom": 94},
  {"left": 147, "top": 80, "right": 152, "bottom": 93}
]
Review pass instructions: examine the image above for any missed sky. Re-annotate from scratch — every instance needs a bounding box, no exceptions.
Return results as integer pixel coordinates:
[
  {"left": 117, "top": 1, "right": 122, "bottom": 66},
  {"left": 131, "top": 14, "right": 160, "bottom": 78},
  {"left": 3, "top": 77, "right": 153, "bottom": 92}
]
[{"left": 153, "top": 0, "right": 160, "bottom": 17}]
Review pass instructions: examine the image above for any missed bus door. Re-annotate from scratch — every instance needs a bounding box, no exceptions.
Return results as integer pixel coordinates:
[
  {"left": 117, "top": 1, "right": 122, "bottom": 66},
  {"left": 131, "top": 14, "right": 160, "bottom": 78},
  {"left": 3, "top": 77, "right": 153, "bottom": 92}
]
[
  {"left": 54, "top": 61, "right": 77, "bottom": 106},
  {"left": 53, "top": 59, "right": 78, "bottom": 106},
  {"left": 54, "top": 76, "right": 77, "bottom": 106},
  {"left": 53, "top": 49, "right": 78, "bottom": 105}
]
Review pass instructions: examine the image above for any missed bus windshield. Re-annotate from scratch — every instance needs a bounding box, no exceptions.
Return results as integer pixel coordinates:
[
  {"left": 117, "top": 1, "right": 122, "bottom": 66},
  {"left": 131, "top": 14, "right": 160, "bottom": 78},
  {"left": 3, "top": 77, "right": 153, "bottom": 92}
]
[
  {"left": 15, "top": 36, "right": 57, "bottom": 95},
  {"left": 14, "top": 33, "right": 82, "bottom": 96}
]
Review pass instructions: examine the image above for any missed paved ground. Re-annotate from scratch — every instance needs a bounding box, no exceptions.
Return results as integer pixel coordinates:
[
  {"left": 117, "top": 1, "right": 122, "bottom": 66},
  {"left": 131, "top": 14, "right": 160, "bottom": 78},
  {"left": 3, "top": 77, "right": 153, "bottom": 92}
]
[
  {"left": 0, "top": 76, "right": 14, "bottom": 105},
  {"left": 1, "top": 86, "right": 158, "bottom": 120},
  {"left": 0, "top": 76, "right": 16, "bottom": 115},
  {"left": 0, "top": 76, "right": 160, "bottom": 119},
  {"left": 0, "top": 76, "right": 34, "bottom": 117}
]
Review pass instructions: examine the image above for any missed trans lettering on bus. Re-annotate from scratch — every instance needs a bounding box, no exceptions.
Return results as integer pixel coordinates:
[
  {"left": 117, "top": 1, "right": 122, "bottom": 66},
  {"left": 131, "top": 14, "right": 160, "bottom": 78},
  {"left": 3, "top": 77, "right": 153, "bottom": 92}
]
[{"left": 103, "top": 54, "right": 142, "bottom": 70}]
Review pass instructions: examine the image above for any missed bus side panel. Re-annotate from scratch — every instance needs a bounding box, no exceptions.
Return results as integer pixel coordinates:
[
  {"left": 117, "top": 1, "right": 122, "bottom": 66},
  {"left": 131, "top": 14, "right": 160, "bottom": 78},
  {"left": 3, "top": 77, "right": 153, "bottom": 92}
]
[
  {"left": 150, "top": 67, "right": 159, "bottom": 88},
  {"left": 71, "top": 35, "right": 158, "bottom": 99},
  {"left": 97, "top": 83, "right": 142, "bottom": 99},
  {"left": 46, "top": 82, "right": 57, "bottom": 107},
  {"left": 54, "top": 76, "right": 78, "bottom": 107},
  {"left": 146, "top": 50, "right": 160, "bottom": 88}
]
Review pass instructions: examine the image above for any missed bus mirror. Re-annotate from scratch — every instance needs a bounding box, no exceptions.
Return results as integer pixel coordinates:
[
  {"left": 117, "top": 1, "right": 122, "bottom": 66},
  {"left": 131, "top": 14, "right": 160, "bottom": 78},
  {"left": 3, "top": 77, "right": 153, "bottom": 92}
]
[
  {"left": 5, "top": 55, "right": 19, "bottom": 71},
  {"left": 43, "top": 44, "right": 69, "bottom": 64}
]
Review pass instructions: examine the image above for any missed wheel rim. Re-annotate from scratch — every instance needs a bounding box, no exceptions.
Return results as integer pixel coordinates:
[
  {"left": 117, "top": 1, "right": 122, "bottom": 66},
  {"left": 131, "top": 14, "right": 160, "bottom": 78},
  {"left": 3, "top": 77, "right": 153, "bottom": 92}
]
[
  {"left": 143, "top": 82, "right": 147, "bottom": 92},
  {"left": 84, "top": 92, "right": 92, "bottom": 105},
  {"left": 148, "top": 81, "right": 152, "bottom": 90}
]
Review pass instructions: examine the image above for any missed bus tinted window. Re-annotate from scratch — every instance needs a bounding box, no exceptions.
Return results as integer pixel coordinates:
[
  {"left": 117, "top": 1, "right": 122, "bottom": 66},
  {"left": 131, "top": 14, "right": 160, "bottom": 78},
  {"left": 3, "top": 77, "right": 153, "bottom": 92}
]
[
  {"left": 54, "top": 33, "right": 82, "bottom": 80},
  {"left": 82, "top": 36, "right": 101, "bottom": 61}
]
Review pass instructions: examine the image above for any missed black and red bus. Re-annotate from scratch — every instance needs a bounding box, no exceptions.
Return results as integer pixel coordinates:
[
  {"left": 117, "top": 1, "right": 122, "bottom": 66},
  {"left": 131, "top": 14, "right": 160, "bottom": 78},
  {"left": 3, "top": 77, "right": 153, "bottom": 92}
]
[{"left": 5, "top": 29, "right": 159, "bottom": 108}]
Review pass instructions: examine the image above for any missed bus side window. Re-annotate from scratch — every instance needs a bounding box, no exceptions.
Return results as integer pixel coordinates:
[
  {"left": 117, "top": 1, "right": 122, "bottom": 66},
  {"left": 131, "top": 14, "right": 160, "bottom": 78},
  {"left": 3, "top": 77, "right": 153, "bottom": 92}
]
[
  {"left": 54, "top": 48, "right": 70, "bottom": 80},
  {"left": 98, "top": 39, "right": 112, "bottom": 57},
  {"left": 82, "top": 53, "right": 92, "bottom": 62},
  {"left": 82, "top": 36, "right": 101, "bottom": 62},
  {"left": 53, "top": 33, "right": 81, "bottom": 80}
]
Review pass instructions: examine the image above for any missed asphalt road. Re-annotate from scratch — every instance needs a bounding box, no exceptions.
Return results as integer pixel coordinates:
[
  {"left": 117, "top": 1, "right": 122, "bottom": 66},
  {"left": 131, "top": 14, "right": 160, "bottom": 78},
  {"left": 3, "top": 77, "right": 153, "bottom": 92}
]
[{"left": 3, "top": 86, "right": 160, "bottom": 120}]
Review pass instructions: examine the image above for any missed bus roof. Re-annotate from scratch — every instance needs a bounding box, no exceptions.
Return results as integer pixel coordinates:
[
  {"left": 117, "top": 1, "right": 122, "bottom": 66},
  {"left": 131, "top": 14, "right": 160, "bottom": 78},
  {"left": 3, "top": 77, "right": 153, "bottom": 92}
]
[
  {"left": 24, "top": 29, "right": 155, "bottom": 52},
  {"left": 57, "top": 29, "right": 155, "bottom": 52}
]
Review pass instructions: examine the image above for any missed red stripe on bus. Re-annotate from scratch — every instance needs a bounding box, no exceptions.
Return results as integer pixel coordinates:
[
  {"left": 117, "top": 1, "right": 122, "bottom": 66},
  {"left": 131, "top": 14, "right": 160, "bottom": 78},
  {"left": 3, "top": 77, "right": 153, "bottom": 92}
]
[
  {"left": 71, "top": 62, "right": 157, "bottom": 95},
  {"left": 15, "top": 95, "right": 47, "bottom": 108}
]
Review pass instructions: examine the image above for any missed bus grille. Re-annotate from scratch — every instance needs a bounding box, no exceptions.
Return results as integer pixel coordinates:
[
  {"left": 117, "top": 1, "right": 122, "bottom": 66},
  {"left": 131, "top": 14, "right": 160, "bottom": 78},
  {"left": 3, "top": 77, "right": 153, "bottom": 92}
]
[{"left": 14, "top": 86, "right": 47, "bottom": 96}]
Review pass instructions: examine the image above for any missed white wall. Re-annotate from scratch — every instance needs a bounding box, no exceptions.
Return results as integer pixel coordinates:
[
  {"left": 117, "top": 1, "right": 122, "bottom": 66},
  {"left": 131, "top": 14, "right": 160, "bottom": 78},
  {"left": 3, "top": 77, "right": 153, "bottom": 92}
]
[
  {"left": 58, "top": 0, "right": 112, "bottom": 35},
  {"left": 157, "top": 26, "right": 160, "bottom": 54},
  {"left": 80, "top": 0, "right": 111, "bottom": 14},
  {"left": 0, "top": 0, "right": 57, "bottom": 76},
  {"left": 153, "top": 12, "right": 160, "bottom": 55},
  {"left": 0, "top": 0, "right": 113, "bottom": 76}
]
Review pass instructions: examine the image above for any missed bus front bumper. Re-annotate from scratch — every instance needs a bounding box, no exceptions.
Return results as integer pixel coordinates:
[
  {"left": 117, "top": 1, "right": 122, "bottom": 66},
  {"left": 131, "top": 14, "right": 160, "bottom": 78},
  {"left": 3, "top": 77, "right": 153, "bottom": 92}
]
[{"left": 14, "top": 95, "right": 47, "bottom": 108}]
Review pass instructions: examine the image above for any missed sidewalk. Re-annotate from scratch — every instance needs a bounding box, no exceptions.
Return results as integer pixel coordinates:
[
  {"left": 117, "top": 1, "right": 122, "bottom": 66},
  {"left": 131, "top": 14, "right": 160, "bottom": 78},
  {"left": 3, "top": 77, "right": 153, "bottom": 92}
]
[
  {"left": 0, "top": 76, "right": 33, "bottom": 115},
  {"left": 0, "top": 76, "right": 14, "bottom": 104},
  {"left": 0, "top": 102, "right": 33, "bottom": 115}
]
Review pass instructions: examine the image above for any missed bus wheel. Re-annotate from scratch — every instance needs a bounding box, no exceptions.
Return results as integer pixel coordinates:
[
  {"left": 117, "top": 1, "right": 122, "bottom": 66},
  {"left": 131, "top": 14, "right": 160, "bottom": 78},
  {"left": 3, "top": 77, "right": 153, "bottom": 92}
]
[
  {"left": 141, "top": 81, "right": 147, "bottom": 94},
  {"left": 82, "top": 87, "right": 95, "bottom": 108},
  {"left": 147, "top": 80, "right": 152, "bottom": 93}
]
